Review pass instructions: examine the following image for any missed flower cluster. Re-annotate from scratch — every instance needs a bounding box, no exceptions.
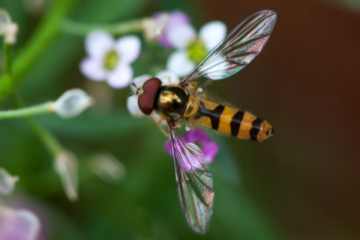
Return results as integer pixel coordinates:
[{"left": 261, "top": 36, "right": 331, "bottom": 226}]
[
  {"left": 79, "top": 10, "right": 224, "bottom": 171},
  {"left": 0, "top": 8, "right": 18, "bottom": 44},
  {"left": 80, "top": 10, "right": 226, "bottom": 88}
]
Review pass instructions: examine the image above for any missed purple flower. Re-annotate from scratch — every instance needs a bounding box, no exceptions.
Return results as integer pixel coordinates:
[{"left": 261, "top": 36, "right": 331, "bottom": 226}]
[
  {"left": 0, "top": 207, "right": 40, "bottom": 240},
  {"left": 165, "top": 129, "right": 218, "bottom": 172},
  {"left": 154, "top": 11, "right": 191, "bottom": 48}
]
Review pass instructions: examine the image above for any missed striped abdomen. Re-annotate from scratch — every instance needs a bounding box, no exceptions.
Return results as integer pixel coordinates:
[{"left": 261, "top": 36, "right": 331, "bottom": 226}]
[{"left": 192, "top": 99, "right": 274, "bottom": 142}]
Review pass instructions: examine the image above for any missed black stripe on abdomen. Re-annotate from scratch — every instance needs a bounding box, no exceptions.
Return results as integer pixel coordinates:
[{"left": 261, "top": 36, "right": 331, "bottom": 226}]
[
  {"left": 230, "top": 110, "right": 244, "bottom": 137},
  {"left": 199, "top": 103, "right": 225, "bottom": 130},
  {"left": 250, "top": 117, "right": 263, "bottom": 141}
]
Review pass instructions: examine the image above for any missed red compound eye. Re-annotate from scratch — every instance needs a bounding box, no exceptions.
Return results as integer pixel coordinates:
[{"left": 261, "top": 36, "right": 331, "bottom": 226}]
[{"left": 138, "top": 77, "right": 161, "bottom": 115}]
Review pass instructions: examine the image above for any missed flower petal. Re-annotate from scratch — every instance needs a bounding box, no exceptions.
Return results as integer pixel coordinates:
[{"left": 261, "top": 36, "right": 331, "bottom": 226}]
[
  {"left": 169, "top": 11, "right": 189, "bottom": 24},
  {"left": 167, "top": 23, "right": 196, "bottom": 49},
  {"left": 183, "top": 128, "right": 210, "bottom": 143},
  {"left": 0, "top": 207, "right": 41, "bottom": 240},
  {"left": 80, "top": 57, "right": 106, "bottom": 81},
  {"left": 167, "top": 51, "right": 195, "bottom": 77},
  {"left": 130, "top": 74, "right": 151, "bottom": 93},
  {"left": 183, "top": 129, "right": 218, "bottom": 165},
  {"left": 200, "top": 21, "right": 227, "bottom": 50},
  {"left": 85, "top": 31, "right": 114, "bottom": 58},
  {"left": 201, "top": 141, "right": 218, "bottom": 164},
  {"left": 127, "top": 95, "right": 144, "bottom": 117},
  {"left": 164, "top": 138, "right": 203, "bottom": 172},
  {"left": 156, "top": 70, "right": 180, "bottom": 85},
  {"left": 107, "top": 64, "right": 133, "bottom": 89},
  {"left": 156, "top": 11, "right": 190, "bottom": 47},
  {"left": 115, "top": 35, "right": 141, "bottom": 63}
]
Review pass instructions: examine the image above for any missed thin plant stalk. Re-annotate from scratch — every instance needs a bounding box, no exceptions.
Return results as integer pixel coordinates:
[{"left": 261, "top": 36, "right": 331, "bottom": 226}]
[
  {"left": 61, "top": 18, "right": 146, "bottom": 36},
  {"left": 0, "top": 0, "right": 78, "bottom": 103},
  {"left": 0, "top": 102, "right": 52, "bottom": 120}
]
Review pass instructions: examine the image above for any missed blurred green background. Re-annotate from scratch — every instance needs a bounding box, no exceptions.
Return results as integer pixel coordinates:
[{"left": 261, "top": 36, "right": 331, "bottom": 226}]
[{"left": 0, "top": 0, "right": 359, "bottom": 239}]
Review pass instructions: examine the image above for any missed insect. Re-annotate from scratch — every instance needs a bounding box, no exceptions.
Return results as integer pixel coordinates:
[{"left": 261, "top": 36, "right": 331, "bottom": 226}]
[{"left": 131, "top": 10, "right": 277, "bottom": 233}]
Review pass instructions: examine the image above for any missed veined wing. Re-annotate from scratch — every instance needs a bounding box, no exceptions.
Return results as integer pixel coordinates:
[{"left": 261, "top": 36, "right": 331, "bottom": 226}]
[
  {"left": 168, "top": 127, "right": 214, "bottom": 234},
  {"left": 182, "top": 10, "right": 277, "bottom": 87}
]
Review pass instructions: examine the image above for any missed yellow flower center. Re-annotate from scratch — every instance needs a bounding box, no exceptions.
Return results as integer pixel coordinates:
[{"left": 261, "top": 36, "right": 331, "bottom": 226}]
[
  {"left": 103, "top": 49, "right": 120, "bottom": 70},
  {"left": 186, "top": 39, "right": 207, "bottom": 64}
]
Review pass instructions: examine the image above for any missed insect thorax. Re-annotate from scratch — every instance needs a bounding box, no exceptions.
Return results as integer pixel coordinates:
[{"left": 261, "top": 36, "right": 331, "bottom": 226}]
[{"left": 155, "top": 86, "right": 192, "bottom": 119}]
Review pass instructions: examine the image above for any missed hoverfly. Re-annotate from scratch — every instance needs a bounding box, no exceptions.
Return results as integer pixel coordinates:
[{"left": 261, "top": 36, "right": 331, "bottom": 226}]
[{"left": 131, "top": 10, "right": 277, "bottom": 233}]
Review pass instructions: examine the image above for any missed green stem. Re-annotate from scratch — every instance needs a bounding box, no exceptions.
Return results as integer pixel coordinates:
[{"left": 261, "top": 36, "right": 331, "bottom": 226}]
[
  {"left": 0, "top": 102, "right": 52, "bottom": 120},
  {"left": 0, "top": 0, "right": 77, "bottom": 103},
  {"left": 15, "top": 95, "right": 62, "bottom": 157},
  {"left": 61, "top": 18, "right": 146, "bottom": 36},
  {"left": 3, "top": 43, "right": 13, "bottom": 75},
  {"left": 28, "top": 118, "right": 63, "bottom": 157}
]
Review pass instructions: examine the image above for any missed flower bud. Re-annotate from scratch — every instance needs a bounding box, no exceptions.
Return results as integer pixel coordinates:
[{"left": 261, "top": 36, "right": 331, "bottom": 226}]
[
  {"left": 52, "top": 89, "right": 93, "bottom": 118},
  {"left": 0, "top": 9, "right": 18, "bottom": 44},
  {"left": 54, "top": 151, "right": 78, "bottom": 201},
  {"left": 143, "top": 14, "right": 169, "bottom": 41},
  {"left": 0, "top": 168, "right": 18, "bottom": 195},
  {"left": 90, "top": 153, "right": 126, "bottom": 183}
]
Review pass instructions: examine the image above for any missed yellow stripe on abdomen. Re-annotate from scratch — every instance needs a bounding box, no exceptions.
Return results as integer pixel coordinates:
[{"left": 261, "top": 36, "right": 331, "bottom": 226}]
[
  {"left": 192, "top": 99, "right": 274, "bottom": 142},
  {"left": 217, "top": 106, "right": 238, "bottom": 136},
  {"left": 237, "top": 111, "right": 256, "bottom": 139}
]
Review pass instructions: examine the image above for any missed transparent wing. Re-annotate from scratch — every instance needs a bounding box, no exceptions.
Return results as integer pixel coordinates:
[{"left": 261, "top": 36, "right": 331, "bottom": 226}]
[
  {"left": 182, "top": 10, "right": 277, "bottom": 86},
  {"left": 168, "top": 127, "right": 214, "bottom": 234}
]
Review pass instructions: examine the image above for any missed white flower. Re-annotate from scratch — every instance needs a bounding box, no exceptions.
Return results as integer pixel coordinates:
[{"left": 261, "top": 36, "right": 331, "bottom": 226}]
[
  {"left": 127, "top": 70, "right": 180, "bottom": 117},
  {"left": 0, "top": 168, "right": 18, "bottom": 195},
  {"left": 0, "top": 206, "right": 40, "bottom": 240},
  {"left": 54, "top": 151, "right": 78, "bottom": 201},
  {"left": 166, "top": 21, "right": 227, "bottom": 77},
  {"left": 80, "top": 31, "right": 141, "bottom": 89},
  {"left": 0, "top": 9, "right": 18, "bottom": 44},
  {"left": 52, "top": 89, "right": 93, "bottom": 118}
]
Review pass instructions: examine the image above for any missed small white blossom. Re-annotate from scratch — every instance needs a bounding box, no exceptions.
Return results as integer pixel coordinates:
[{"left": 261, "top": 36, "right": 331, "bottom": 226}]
[
  {"left": 80, "top": 31, "right": 141, "bottom": 89},
  {"left": 52, "top": 89, "right": 93, "bottom": 118},
  {"left": 0, "top": 206, "right": 40, "bottom": 240},
  {"left": 127, "top": 71, "right": 180, "bottom": 117},
  {"left": 0, "top": 168, "right": 18, "bottom": 195},
  {"left": 54, "top": 151, "right": 78, "bottom": 201},
  {"left": 166, "top": 21, "right": 227, "bottom": 77},
  {"left": 90, "top": 153, "right": 126, "bottom": 183},
  {"left": 0, "top": 9, "right": 18, "bottom": 44}
]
